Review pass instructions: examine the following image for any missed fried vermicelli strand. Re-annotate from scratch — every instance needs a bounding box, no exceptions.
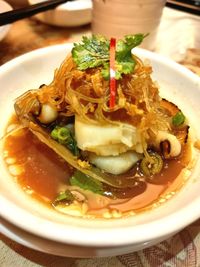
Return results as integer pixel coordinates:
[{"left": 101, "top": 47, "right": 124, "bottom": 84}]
[{"left": 15, "top": 53, "right": 171, "bottom": 153}]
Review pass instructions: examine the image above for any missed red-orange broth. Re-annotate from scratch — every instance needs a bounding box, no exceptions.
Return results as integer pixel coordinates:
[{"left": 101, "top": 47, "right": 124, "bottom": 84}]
[{"left": 4, "top": 116, "right": 191, "bottom": 218}]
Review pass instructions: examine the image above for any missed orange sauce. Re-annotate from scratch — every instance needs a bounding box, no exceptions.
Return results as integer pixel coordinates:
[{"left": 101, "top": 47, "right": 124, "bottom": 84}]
[
  {"left": 3, "top": 116, "right": 191, "bottom": 216},
  {"left": 5, "top": 129, "right": 73, "bottom": 200}
]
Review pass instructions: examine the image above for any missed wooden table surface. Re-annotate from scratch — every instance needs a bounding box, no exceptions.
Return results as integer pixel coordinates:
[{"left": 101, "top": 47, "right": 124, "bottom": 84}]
[{"left": 0, "top": 17, "right": 90, "bottom": 66}]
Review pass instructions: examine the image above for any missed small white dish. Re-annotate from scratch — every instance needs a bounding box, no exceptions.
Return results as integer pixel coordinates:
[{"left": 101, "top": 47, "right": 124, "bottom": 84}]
[
  {"left": 28, "top": 0, "right": 92, "bottom": 27},
  {"left": 0, "top": 44, "right": 200, "bottom": 257},
  {"left": 0, "top": 0, "right": 12, "bottom": 41}
]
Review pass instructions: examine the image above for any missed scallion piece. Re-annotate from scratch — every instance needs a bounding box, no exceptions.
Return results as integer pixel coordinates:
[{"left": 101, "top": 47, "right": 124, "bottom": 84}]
[
  {"left": 57, "top": 127, "right": 70, "bottom": 142},
  {"left": 50, "top": 127, "right": 59, "bottom": 140},
  {"left": 50, "top": 125, "right": 79, "bottom": 156},
  {"left": 172, "top": 111, "right": 185, "bottom": 126},
  {"left": 53, "top": 190, "right": 74, "bottom": 205}
]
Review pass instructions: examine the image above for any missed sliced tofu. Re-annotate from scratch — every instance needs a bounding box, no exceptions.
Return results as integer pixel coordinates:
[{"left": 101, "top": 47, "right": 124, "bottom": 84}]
[
  {"left": 89, "top": 151, "right": 141, "bottom": 175},
  {"left": 75, "top": 116, "right": 143, "bottom": 156}
]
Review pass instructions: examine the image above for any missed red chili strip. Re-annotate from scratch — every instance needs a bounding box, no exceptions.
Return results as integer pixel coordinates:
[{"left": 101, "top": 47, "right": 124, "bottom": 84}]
[{"left": 109, "top": 37, "right": 116, "bottom": 109}]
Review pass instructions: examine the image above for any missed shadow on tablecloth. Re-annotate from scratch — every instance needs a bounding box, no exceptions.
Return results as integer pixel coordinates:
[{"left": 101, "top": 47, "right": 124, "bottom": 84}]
[{"left": 118, "top": 219, "right": 200, "bottom": 267}]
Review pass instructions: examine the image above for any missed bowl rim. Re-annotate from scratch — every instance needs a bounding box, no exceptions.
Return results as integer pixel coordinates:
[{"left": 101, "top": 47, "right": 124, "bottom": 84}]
[{"left": 0, "top": 44, "right": 200, "bottom": 247}]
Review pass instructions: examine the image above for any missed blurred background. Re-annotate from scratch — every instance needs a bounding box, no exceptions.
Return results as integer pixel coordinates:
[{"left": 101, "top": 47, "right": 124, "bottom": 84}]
[{"left": 1, "top": 0, "right": 199, "bottom": 63}]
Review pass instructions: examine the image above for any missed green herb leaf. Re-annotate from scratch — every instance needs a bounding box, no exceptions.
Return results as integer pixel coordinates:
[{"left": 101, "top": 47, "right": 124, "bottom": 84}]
[
  {"left": 72, "top": 35, "right": 109, "bottom": 71},
  {"left": 172, "top": 111, "right": 185, "bottom": 126},
  {"left": 72, "top": 34, "right": 148, "bottom": 80},
  {"left": 101, "top": 63, "right": 110, "bottom": 80},
  {"left": 115, "top": 34, "right": 147, "bottom": 79},
  {"left": 70, "top": 170, "right": 104, "bottom": 195},
  {"left": 116, "top": 34, "right": 147, "bottom": 61},
  {"left": 54, "top": 190, "right": 74, "bottom": 205},
  {"left": 51, "top": 125, "right": 79, "bottom": 156}
]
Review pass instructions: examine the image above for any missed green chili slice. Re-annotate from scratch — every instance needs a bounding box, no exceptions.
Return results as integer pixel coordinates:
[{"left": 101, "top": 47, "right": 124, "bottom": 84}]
[{"left": 140, "top": 152, "right": 163, "bottom": 176}]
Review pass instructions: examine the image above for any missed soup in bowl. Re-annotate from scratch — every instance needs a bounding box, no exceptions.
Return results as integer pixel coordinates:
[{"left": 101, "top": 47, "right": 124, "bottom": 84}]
[{"left": 0, "top": 36, "right": 200, "bottom": 257}]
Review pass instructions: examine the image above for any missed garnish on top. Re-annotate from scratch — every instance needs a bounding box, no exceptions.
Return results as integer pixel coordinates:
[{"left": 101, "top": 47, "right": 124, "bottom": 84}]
[
  {"left": 109, "top": 37, "right": 117, "bottom": 108},
  {"left": 72, "top": 34, "right": 148, "bottom": 80}
]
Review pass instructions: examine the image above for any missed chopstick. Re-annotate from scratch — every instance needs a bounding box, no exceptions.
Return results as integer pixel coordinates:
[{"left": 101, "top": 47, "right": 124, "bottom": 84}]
[
  {"left": 0, "top": 0, "right": 73, "bottom": 27},
  {"left": 166, "top": 0, "right": 200, "bottom": 16}
]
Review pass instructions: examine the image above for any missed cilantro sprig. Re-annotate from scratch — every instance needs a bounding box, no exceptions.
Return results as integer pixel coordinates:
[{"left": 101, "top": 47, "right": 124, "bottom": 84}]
[{"left": 72, "top": 34, "right": 148, "bottom": 80}]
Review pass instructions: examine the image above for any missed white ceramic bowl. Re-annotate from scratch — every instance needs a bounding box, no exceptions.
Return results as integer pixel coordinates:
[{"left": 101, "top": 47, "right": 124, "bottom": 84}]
[
  {"left": 0, "top": 0, "right": 12, "bottom": 41},
  {"left": 28, "top": 0, "right": 92, "bottom": 27},
  {"left": 0, "top": 44, "right": 200, "bottom": 257}
]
